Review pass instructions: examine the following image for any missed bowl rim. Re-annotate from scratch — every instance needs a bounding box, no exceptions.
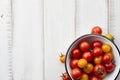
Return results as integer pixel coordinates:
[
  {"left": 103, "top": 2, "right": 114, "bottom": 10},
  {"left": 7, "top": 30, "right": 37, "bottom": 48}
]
[{"left": 65, "top": 34, "right": 120, "bottom": 80}]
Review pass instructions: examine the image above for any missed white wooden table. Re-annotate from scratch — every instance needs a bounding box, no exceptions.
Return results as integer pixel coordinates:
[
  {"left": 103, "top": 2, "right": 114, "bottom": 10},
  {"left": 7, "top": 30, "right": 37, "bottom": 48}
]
[
  {"left": 0, "top": 0, "right": 120, "bottom": 80},
  {"left": 44, "top": 0, "right": 120, "bottom": 80}
]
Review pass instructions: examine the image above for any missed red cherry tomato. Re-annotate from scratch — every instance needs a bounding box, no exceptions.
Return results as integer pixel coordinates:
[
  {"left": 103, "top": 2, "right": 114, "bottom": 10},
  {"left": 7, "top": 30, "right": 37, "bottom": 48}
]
[
  {"left": 72, "top": 48, "right": 81, "bottom": 59},
  {"left": 92, "top": 40, "right": 102, "bottom": 48},
  {"left": 71, "top": 68, "right": 82, "bottom": 79},
  {"left": 69, "top": 36, "right": 116, "bottom": 79},
  {"left": 61, "top": 72, "right": 70, "bottom": 80},
  {"left": 104, "top": 62, "right": 115, "bottom": 73},
  {"left": 92, "top": 47, "right": 103, "bottom": 57},
  {"left": 94, "top": 64, "right": 107, "bottom": 79},
  {"left": 102, "top": 54, "right": 111, "bottom": 64},
  {"left": 90, "top": 75, "right": 101, "bottom": 80},
  {"left": 70, "top": 59, "right": 79, "bottom": 68},
  {"left": 82, "top": 51, "right": 93, "bottom": 62},
  {"left": 79, "top": 40, "right": 90, "bottom": 52},
  {"left": 92, "top": 26, "right": 102, "bottom": 34}
]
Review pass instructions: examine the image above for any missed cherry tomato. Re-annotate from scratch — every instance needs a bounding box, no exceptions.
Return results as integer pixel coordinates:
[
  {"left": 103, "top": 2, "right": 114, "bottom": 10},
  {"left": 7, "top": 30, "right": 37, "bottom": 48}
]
[
  {"left": 104, "top": 62, "right": 115, "bottom": 73},
  {"left": 102, "top": 43, "right": 111, "bottom": 53},
  {"left": 94, "top": 64, "right": 107, "bottom": 79},
  {"left": 83, "top": 63, "right": 94, "bottom": 74},
  {"left": 94, "top": 56, "right": 102, "bottom": 64},
  {"left": 61, "top": 72, "right": 70, "bottom": 80},
  {"left": 59, "top": 54, "right": 66, "bottom": 63},
  {"left": 68, "top": 36, "right": 116, "bottom": 79},
  {"left": 92, "top": 47, "right": 103, "bottom": 57},
  {"left": 92, "top": 40, "right": 102, "bottom": 48},
  {"left": 91, "top": 26, "right": 102, "bottom": 34},
  {"left": 71, "top": 68, "right": 82, "bottom": 79},
  {"left": 82, "top": 51, "right": 93, "bottom": 62},
  {"left": 79, "top": 40, "right": 90, "bottom": 52},
  {"left": 102, "top": 54, "right": 111, "bottom": 64},
  {"left": 90, "top": 75, "right": 101, "bottom": 80},
  {"left": 106, "top": 52, "right": 114, "bottom": 60},
  {"left": 72, "top": 48, "right": 81, "bottom": 59},
  {"left": 70, "top": 59, "right": 79, "bottom": 68},
  {"left": 105, "top": 33, "right": 114, "bottom": 41},
  {"left": 80, "top": 73, "right": 89, "bottom": 80},
  {"left": 78, "top": 59, "right": 88, "bottom": 68}
]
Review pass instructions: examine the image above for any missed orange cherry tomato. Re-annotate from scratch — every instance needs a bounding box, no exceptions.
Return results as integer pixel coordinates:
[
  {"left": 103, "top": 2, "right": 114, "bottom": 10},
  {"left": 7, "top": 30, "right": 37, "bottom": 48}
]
[
  {"left": 102, "top": 43, "right": 111, "bottom": 53},
  {"left": 78, "top": 59, "right": 88, "bottom": 68},
  {"left": 83, "top": 63, "right": 94, "bottom": 74},
  {"left": 80, "top": 73, "right": 89, "bottom": 80},
  {"left": 59, "top": 54, "right": 66, "bottom": 63},
  {"left": 94, "top": 56, "right": 102, "bottom": 64}
]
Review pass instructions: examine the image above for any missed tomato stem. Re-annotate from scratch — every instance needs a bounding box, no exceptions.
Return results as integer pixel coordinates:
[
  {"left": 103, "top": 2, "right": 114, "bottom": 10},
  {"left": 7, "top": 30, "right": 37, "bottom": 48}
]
[{"left": 97, "top": 68, "right": 103, "bottom": 75}]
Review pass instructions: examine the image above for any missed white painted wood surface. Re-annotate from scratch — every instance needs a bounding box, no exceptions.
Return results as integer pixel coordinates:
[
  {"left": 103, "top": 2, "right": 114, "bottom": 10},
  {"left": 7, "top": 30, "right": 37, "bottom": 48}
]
[
  {"left": 76, "top": 0, "right": 108, "bottom": 37},
  {"left": 44, "top": 0, "right": 120, "bottom": 80},
  {"left": 0, "top": 0, "right": 12, "bottom": 80},
  {"left": 44, "top": 0, "right": 75, "bottom": 79},
  {"left": 13, "top": 0, "right": 44, "bottom": 80},
  {"left": 0, "top": 0, "right": 120, "bottom": 80}
]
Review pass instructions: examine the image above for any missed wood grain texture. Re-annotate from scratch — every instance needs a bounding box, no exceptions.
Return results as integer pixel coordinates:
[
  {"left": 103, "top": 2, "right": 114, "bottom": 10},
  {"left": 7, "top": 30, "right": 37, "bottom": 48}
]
[
  {"left": 1, "top": 0, "right": 120, "bottom": 80},
  {"left": 108, "top": 1, "right": 120, "bottom": 79},
  {"left": 12, "top": 0, "right": 120, "bottom": 80},
  {"left": 13, "top": 0, "right": 44, "bottom": 80},
  {"left": 44, "top": 0, "right": 75, "bottom": 79},
  {"left": 75, "top": 0, "right": 108, "bottom": 37},
  {"left": 109, "top": 0, "right": 120, "bottom": 48},
  {"left": 0, "top": 0, "right": 12, "bottom": 80}
]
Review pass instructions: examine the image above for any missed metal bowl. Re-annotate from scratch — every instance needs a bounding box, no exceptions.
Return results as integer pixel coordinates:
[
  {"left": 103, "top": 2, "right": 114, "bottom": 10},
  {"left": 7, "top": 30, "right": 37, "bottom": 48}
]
[{"left": 65, "top": 34, "right": 120, "bottom": 80}]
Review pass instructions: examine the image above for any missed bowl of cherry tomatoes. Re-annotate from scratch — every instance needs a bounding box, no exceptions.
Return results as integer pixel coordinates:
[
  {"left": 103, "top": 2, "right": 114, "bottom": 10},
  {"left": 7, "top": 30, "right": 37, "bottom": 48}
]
[{"left": 65, "top": 34, "right": 120, "bottom": 80}]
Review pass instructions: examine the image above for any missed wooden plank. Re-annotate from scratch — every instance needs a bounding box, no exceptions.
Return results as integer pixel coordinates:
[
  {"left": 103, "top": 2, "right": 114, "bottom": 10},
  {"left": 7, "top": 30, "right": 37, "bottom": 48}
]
[
  {"left": 75, "top": 0, "right": 120, "bottom": 79},
  {"left": 0, "top": 0, "right": 12, "bottom": 80},
  {"left": 13, "top": 0, "right": 44, "bottom": 80},
  {"left": 108, "top": 1, "right": 120, "bottom": 79},
  {"left": 109, "top": 0, "right": 120, "bottom": 48},
  {"left": 44, "top": 0, "right": 75, "bottom": 79},
  {"left": 76, "top": 0, "right": 108, "bottom": 37}
]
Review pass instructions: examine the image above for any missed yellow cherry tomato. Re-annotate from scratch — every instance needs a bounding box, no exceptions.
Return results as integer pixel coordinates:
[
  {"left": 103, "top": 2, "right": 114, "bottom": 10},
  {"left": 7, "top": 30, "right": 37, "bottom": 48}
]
[
  {"left": 102, "top": 43, "right": 111, "bottom": 53},
  {"left": 80, "top": 73, "right": 89, "bottom": 80},
  {"left": 83, "top": 63, "right": 94, "bottom": 74},
  {"left": 105, "top": 33, "right": 114, "bottom": 41},
  {"left": 78, "top": 59, "right": 88, "bottom": 68},
  {"left": 94, "top": 56, "right": 102, "bottom": 64}
]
